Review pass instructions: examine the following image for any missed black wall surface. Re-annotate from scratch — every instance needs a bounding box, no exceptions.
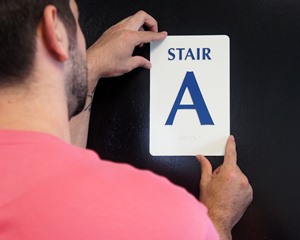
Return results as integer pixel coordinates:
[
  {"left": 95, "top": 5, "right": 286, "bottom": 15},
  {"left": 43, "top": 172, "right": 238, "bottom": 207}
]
[{"left": 76, "top": 0, "right": 300, "bottom": 239}]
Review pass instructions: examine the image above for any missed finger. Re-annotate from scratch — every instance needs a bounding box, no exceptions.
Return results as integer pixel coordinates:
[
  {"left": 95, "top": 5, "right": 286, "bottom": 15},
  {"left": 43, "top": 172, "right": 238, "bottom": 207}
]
[
  {"left": 139, "top": 26, "right": 145, "bottom": 31},
  {"left": 126, "top": 10, "right": 158, "bottom": 32},
  {"left": 223, "top": 135, "right": 237, "bottom": 167},
  {"left": 196, "top": 155, "right": 212, "bottom": 185},
  {"left": 127, "top": 56, "right": 152, "bottom": 71},
  {"left": 133, "top": 31, "right": 167, "bottom": 46},
  {"left": 137, "top": 27, "right": 145, "bottom": 47}
]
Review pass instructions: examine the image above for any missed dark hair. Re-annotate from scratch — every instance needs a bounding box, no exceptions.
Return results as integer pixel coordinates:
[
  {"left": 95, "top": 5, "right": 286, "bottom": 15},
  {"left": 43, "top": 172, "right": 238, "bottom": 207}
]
[{"left": 0, "top": 0, "right": 77, "bottom": 85}]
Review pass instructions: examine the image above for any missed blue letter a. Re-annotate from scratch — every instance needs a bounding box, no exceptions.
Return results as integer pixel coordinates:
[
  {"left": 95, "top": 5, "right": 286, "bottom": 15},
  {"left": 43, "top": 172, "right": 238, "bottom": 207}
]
[{"left": 165, "top": 71, "right": 214, "bottom": 125}]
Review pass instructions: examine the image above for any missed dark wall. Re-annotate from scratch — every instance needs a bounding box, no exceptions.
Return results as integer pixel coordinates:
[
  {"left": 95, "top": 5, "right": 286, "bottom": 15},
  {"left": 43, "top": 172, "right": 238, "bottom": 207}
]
[{"left": 76, "top": 0, "right": 300, "bottom": 239}]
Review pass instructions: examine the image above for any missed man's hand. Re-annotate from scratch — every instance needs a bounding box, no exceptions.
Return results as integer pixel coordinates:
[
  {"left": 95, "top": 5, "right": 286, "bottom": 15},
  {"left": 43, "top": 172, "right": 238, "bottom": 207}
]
[
  {"left": 86, "top": 10, "right": 167, "bottom": 82},
  {"left": 196, "top": 136, "right": 253, "bottom": 240},
  {"left": 70, "top": 11, "right": 166, "bottom": 148}
]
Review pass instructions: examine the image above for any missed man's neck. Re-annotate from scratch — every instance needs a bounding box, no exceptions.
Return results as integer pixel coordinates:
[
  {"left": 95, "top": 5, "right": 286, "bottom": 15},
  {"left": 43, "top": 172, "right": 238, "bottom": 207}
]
[{"left": 0, "top": 80, "right": 71, "bottom": 143}]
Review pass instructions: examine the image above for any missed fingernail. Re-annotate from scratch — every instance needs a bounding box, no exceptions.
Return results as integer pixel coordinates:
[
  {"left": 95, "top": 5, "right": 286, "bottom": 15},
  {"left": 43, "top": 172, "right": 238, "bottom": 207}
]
[
  {"left": 196, "top": 155, "right": 201, "bottom": 162},
  {"left": 145, "top": 63, "right": 151, "bottom": 69},
  {"left": 231, "top": 135, "right": 235, "bottom": 141}
]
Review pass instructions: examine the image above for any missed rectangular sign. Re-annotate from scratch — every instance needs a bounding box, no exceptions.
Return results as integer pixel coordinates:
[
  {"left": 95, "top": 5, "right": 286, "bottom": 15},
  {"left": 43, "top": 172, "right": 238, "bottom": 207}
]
[{"left": 150, "top": 35, "right": 230, "bottom": 156}]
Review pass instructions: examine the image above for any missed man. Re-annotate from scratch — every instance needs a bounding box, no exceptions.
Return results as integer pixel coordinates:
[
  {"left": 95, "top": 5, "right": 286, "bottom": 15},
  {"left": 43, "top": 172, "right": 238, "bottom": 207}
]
[{"left": 0, "top": 0, "right": 253, "bottom": 239}]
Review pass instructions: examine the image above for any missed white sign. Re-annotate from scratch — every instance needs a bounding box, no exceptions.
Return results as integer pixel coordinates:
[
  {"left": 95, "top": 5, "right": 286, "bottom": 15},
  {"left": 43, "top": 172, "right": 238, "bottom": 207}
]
[{"left": 150, "top": 35, "right": 230, "bottom": 156}]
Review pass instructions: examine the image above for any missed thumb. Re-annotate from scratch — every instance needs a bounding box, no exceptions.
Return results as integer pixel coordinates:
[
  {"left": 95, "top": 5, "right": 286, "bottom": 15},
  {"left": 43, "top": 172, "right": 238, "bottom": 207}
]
[
  {"left": 129, "top": 56, "right": 152, "bottom": 70},
  {"left": 196, "top": 155, "right": 212, "bottom": 185}
]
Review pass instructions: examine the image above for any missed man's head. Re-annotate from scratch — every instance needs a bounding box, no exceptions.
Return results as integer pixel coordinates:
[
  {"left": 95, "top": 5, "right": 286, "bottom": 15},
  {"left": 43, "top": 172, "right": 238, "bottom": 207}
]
[{"left": 0, "top": 0, "right": 87, "bottom": 118}]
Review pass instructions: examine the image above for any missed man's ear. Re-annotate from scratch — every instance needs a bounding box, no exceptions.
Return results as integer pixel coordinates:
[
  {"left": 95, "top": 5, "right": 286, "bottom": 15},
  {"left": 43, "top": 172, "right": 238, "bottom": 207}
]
[{"left": 41, "top": 5, "right": 69, "bottom": 62}]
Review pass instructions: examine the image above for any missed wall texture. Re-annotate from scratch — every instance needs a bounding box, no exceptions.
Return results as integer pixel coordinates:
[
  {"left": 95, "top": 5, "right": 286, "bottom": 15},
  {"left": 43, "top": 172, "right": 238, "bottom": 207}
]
[{"left": 77, "top": 0, "right": 300, "bottom": 239}]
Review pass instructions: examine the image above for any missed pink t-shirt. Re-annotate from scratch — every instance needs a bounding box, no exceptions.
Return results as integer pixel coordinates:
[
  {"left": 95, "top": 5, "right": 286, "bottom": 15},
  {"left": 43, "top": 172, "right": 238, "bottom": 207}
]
[{"left": 0, "top": 130, "right": 219, "bottom": 240}]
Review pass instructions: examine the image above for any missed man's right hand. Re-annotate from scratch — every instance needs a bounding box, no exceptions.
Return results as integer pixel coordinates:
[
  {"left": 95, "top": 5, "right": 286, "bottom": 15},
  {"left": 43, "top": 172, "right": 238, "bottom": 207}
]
[{"left": 196, "top": 136, "right": 253, "bottom": 240}]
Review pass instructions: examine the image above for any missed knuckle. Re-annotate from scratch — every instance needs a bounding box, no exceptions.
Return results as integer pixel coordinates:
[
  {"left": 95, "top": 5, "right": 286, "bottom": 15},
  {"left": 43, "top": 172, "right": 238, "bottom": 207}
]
[
  {"left": 240, "top": 175, "right": 250, "bottom": 188},
  {"left": 122, "top": 30, "right": 135, "bottom": 41},
  {"left": 228, "top": 148, "right": 237, "bottom": 158},
  {"left": 249, "top": 185, "right": 254, "bottom": 201},
  {"left": 114, "top": 25, "right": 124, "bottom": 32},
  {"left": 122, "top": 65, "right": 131, "bottom": 73},
  {"left": 124, "top": 63, "right": 134, "bottom": 73},
  {"left": 137, "top": 10, "right": 146, "bottom": 16},
  {"left": 199, "top": 180, "right": 207, "bottom": 189},
  {"left": 224, "top": 169, "right": 237, "bottom": 182},
  {"left": 225, "top": 151, "right": 236, "bottom": 163}
]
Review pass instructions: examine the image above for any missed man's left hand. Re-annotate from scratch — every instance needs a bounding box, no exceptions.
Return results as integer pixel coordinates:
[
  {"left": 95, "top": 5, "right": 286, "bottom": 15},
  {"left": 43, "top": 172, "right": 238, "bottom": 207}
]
[{"left": 86, "top": 10, "right": 167, "bottom": 81}]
